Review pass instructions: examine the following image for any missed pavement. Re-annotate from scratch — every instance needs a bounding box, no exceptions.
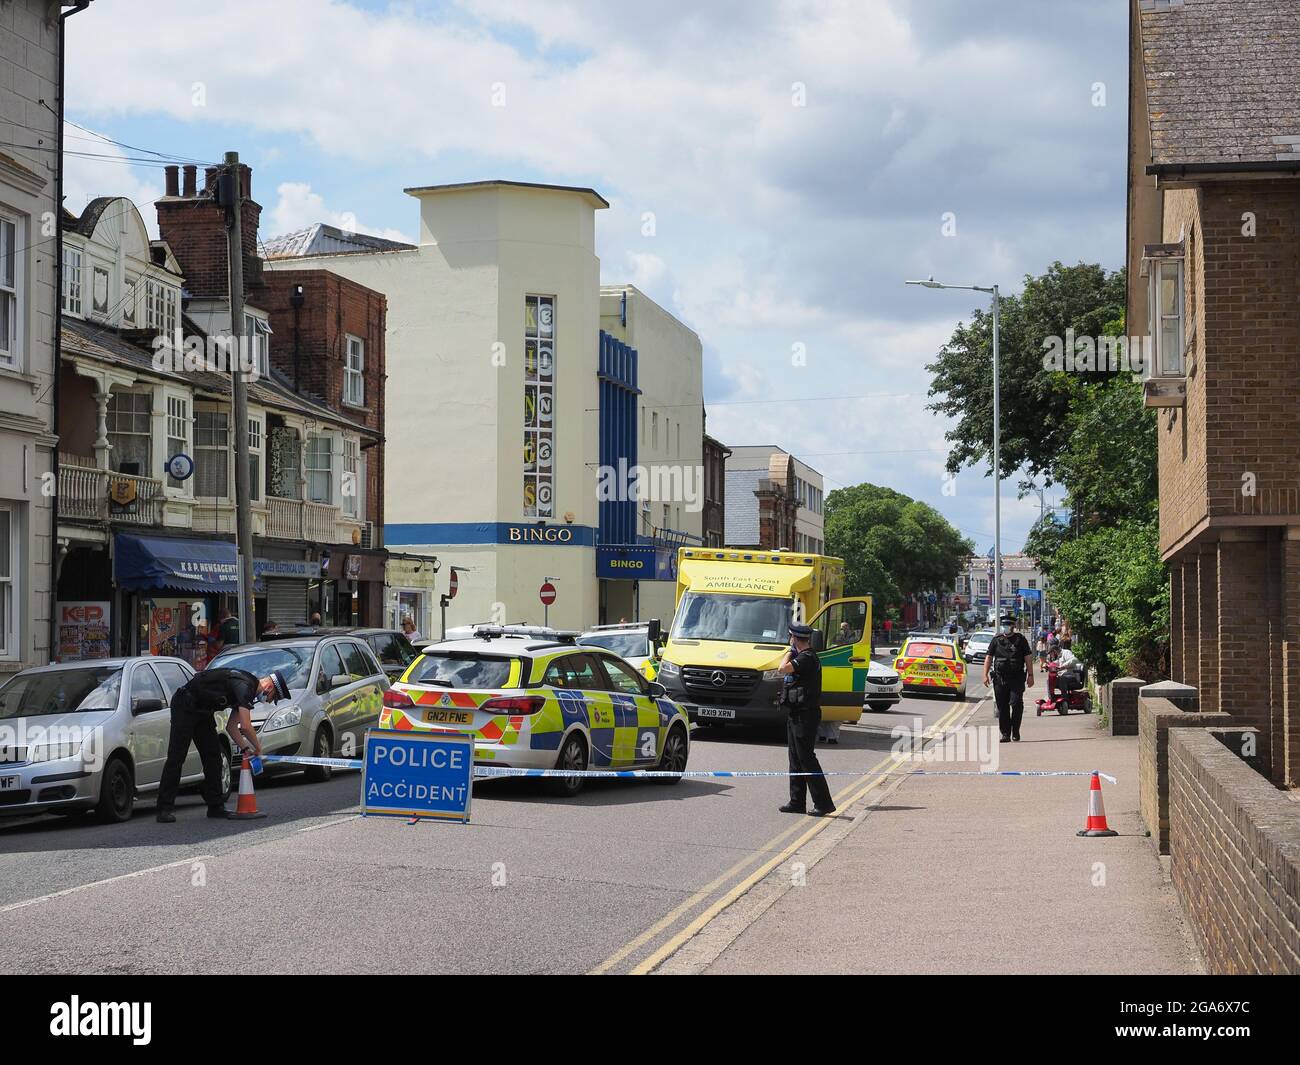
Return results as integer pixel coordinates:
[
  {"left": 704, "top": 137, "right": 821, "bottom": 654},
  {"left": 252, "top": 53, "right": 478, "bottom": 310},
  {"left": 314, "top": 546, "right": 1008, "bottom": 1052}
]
[{"left": 697, "top": 679, "right": 1205, "bottom": 975}]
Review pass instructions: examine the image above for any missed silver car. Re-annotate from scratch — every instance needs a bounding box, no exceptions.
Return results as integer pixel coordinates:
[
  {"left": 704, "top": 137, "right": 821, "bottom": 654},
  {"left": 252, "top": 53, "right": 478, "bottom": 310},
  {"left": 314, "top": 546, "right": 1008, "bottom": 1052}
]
[
  {"left": 207, "top": 636, "right": 388, "bottom": 780},
  {"left": 0, "top": 656, "right": 231, "bottom": 822}
]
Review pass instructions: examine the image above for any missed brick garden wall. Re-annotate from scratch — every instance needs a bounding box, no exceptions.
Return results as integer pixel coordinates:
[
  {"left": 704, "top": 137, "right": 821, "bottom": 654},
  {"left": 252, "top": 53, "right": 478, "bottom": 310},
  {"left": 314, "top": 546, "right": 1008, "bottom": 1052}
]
[
  {"left": 1168, "top": 727, "right": 1300, "bottom": 973},
  {"left": 1138, "top": 696, "right": 1232, "bottom": 853}
]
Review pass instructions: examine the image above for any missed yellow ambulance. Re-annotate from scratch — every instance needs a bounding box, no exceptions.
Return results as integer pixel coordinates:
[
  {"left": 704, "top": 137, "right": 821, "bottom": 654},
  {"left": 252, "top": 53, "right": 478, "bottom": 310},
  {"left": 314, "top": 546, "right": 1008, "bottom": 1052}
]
[{"left": 655, "top": 548, "right": 871, "bottom": 728}]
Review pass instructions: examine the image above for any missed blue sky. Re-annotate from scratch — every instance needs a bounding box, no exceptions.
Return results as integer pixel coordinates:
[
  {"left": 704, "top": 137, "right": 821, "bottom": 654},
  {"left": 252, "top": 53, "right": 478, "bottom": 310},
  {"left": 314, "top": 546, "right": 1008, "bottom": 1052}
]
[{"left": 63, "top": 0, "right": 1129, "bottom": 552}]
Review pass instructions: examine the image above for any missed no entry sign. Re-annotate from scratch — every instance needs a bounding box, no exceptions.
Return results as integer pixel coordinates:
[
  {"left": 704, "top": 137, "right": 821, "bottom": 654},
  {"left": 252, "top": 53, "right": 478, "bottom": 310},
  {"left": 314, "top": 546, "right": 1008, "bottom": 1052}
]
[
  {"left": 447, "top": 570, "right": 459, "bottom": 599},
  {"left": 539, "top": 581, "right": 557, "bottom": 606}
]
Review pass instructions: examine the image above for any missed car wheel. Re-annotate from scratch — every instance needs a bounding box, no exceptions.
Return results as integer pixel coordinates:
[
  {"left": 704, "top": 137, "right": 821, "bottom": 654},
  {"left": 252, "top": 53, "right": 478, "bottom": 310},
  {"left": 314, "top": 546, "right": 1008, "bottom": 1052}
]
[
  {"left": 548, "top": 732, "right": 588, "bottom": 797},
  {"left": 218, "top": 744, "right": 234, "bottom": 802},
  {"left": 654, "top": 725, "right": 688, "bottom": 785},
  {"left": 95, "top": 757, "right": 135, "bottom": 823},
  {"left": 304, "top": 727, "right": 333, "bottom": 782},
  {"left": 867, "top": 702, "right": 891, "bottom": 713}
]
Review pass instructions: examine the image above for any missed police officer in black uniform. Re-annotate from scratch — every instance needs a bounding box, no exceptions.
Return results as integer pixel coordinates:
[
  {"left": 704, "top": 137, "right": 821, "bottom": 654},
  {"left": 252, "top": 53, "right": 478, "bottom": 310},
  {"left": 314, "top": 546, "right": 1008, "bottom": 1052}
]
[
  {"left": 156, "top": 667, "right": 287, "bottom": 822},
  {"left": 778, "top": 622, "right": 836, "bottom": 817},
  {"left": 982, "top": 614, "right": 1034, "bottom": 743}
]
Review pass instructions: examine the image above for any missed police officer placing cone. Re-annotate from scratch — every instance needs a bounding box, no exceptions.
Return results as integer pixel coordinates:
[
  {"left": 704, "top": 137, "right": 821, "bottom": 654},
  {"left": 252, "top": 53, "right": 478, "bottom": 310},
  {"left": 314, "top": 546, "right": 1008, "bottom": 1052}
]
[
  {"left": 156, "top": 667, "right": 287, "bottom": 822},
  {"left": 983, "top": 614, "right": 1034, "bottom": 743},
  {"left": 778, "top": 622, "right": 836, "bottom": 817}
]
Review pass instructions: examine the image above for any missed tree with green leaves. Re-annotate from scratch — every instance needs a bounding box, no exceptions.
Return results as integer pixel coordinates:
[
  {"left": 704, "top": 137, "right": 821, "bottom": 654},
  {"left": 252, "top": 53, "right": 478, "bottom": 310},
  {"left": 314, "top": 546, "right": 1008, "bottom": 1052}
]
[
  {"left": 824, "top": 483, "right": 973, "bottom": 616},
  {"left": 926, "top": 261, "right": 1126, "bottom": 482}
]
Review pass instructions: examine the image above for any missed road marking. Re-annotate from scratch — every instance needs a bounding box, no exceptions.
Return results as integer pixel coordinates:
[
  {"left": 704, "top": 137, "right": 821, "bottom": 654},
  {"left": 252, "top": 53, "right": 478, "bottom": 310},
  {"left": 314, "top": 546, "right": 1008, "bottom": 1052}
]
[
  {"left": 593, "top": 699, "right": 968, "bottom": 975},
  {"left": 0, "top": 855, "right": 212, "bottom": 914},
  {"left": 296, "top": 815, "right": 360, "bottom": 834}
]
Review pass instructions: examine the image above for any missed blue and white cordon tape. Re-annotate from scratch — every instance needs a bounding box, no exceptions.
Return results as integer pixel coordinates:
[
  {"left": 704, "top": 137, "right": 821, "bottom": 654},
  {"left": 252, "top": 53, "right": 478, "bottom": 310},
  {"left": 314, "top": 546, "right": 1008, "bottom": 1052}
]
[{"left": 258, "top": 754, "right": 1115, "bottom": 784}]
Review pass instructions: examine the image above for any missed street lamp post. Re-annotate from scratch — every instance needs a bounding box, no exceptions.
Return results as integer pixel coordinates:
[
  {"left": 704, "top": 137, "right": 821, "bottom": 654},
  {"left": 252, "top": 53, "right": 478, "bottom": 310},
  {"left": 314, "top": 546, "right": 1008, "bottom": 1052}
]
[{"left": 906, "top": 277, "right": 1002, "bottom": 626}]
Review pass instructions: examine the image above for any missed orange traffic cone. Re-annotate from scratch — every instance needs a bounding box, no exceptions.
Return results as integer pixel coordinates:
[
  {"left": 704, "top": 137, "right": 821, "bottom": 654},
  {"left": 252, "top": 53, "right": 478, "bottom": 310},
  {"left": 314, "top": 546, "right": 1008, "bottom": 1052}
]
[
  {"left": 1076, "top": 770, "right": 1116, "bottom": 837},
  {"left": 230, "top": 763, "right": 268, "bottom": 820}
]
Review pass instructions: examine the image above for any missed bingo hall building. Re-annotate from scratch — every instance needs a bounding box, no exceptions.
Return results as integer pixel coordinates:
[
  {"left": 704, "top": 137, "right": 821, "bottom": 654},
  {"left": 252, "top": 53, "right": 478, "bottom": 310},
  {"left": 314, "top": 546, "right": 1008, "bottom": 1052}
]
[{"left": 265, "top": 180, "right": 704, "bottom": 633}]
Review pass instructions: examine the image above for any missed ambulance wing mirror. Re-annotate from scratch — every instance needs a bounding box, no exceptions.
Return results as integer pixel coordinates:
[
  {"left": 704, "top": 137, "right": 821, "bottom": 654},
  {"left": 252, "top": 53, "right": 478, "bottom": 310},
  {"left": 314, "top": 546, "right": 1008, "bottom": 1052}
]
[
  {"left": 810, "top": 629, "right": 825, "bottom": 652},
  {"left": 647, "top": 618, "right": 662, "bottom": 647}
]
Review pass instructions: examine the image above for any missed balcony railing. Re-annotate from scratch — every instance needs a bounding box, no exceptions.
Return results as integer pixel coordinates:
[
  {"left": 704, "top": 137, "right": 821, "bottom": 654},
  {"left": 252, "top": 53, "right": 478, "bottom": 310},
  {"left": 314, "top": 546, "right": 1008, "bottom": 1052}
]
[
  {"left": 58, "top": 460, "right": 164, "bottom": 526},
  {"left": 266, "top": 496, "right": 357, "bottom": 543}
]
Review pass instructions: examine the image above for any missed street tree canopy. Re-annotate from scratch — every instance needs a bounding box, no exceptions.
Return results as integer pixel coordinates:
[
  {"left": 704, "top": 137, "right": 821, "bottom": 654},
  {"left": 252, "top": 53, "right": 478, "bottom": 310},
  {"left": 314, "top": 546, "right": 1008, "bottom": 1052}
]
[
  {"left": 825, "top": 483, "right": 972, "bottom": 612},
  {"left": 925, "top": 262, "right": 1126, "bottom": 482}
]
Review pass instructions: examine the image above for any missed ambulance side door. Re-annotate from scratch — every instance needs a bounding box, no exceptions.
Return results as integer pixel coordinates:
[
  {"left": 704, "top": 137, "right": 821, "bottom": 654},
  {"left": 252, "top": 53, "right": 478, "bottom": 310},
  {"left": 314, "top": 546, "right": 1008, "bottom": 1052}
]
[{"left": 810, "top": 596, "right": 873, "bottom": 705}]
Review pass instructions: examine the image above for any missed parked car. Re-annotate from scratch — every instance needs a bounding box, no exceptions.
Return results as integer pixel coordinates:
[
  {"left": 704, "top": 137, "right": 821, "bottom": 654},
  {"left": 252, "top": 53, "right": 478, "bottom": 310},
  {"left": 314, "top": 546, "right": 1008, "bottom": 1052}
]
[
  {"left": 0, "top": 657, "right": 232, "bottom": 822},
  {"left": 963, "top": 630, "right": 996, "bottom": 665},
  {"left": 576, "top": 620, "right": 663, "bottom": 679},
  {"left": 262, "top": 627, "right": 419, "bottom": 679},
  {"left": 862, "top": 660, "right": 902, "bottom": 712},
  {"left": 207, "top": 635, "right": 388, "bottom": 780}
]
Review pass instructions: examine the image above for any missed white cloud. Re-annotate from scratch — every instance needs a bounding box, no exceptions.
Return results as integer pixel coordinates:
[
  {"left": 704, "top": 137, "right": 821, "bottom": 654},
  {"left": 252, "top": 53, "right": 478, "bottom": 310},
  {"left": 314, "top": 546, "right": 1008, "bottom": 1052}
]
[
  {"left": 61, "top": 125, "right": 163, "bottom": 237},
  {"left": 266, "top": 182, "right": 411, "bottom": 243}
]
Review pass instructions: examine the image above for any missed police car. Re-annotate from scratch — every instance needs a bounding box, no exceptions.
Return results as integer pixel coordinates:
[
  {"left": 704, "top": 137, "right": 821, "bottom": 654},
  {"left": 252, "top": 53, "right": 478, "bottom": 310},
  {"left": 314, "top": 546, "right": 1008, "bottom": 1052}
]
[
  {"left": 892, "top": 635, "right": 967, "bottom": 699},
  {"left": 380, "top": 626, "right": 691, "bottom": 796}
]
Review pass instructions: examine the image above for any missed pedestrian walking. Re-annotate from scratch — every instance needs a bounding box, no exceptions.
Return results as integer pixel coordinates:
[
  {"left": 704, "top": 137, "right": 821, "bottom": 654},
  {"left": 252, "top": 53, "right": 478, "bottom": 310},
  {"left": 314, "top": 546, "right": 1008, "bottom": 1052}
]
[
  {"left": 983, "top": 614, "right": 1034, "bottom": 743},
  {"left": 778, "top": 623, "right": 836, "bottom": 817},
  {"left": 156, "top": 667, "right": 286, "bottom": 822}
]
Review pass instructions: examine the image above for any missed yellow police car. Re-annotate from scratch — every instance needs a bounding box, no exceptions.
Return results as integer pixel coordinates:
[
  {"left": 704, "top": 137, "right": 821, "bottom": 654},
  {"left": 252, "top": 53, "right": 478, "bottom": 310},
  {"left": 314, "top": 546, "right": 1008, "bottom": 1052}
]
[
  {"left": 380, "top": 626, "right": 691, "bottom": 796},
  {"left": 892, "top": 635, "right": 967, "bottom": 699}
]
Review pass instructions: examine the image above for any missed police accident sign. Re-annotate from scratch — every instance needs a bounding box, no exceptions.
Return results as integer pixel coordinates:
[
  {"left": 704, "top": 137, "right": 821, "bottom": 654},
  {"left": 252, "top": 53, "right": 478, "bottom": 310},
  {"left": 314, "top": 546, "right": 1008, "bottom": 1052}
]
[{"left": 361, "top": 728, "right": 474, "bottom": 823}]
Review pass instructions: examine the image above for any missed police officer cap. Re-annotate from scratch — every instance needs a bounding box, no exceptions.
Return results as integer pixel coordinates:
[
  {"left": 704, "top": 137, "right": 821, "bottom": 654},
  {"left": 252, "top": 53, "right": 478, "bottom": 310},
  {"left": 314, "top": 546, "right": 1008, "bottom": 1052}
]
[
  {"left": 788, "top": 623, "right": 814, "bottom": 639},
  {"left": 269, "top": 670, "right": 291, "bottom": 702},
  {"left": 1000, "top": 614, "right": 1017, "bottom": 626}
]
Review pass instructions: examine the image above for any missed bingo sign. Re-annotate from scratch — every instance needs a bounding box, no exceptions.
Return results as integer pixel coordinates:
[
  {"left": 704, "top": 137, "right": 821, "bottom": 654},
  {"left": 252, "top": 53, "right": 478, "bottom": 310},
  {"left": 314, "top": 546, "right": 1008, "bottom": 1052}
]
[
  {"left": 523, "top": 294, "right": 555, "bottom": 518},
  {"left": 361, "top": 728, "right": 474, "bottom": 823}
]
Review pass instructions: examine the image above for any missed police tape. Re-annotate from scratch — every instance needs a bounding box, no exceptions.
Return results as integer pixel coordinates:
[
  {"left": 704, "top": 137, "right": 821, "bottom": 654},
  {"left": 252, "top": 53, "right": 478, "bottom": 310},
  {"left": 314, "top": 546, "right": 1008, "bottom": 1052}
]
[{"left": 258, "top": 754, "right": 1116, "bottom": 783}]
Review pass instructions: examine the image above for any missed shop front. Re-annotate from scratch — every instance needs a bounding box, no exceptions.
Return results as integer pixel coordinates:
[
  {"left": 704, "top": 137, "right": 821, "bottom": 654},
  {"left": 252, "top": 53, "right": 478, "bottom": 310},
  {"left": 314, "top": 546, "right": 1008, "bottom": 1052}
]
[
  {"left": 385, "top": 554, "right": 439, "bottom": 639},
  {"left": 596, "top": 543, "right": 677, "bottom": 625},
  {"left": 309, "top": 547, "right": 387, "bottom": 627},
  {"left": 113, "top": 532, "right": 261, "bottom": 668}
]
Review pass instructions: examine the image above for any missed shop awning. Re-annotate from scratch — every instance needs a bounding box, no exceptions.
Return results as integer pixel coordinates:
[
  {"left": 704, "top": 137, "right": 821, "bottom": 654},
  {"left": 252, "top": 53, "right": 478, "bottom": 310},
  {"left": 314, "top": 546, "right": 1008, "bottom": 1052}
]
[{"left": 114, "top": 533, "right": 256, "bottom": 593}]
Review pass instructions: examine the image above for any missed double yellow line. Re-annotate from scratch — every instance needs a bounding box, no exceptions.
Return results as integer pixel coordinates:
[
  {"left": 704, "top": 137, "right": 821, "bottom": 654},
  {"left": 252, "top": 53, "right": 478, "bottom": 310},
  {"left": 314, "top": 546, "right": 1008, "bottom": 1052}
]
[{"left": 591, "top": 700, "right": 971, "bottom": 975}]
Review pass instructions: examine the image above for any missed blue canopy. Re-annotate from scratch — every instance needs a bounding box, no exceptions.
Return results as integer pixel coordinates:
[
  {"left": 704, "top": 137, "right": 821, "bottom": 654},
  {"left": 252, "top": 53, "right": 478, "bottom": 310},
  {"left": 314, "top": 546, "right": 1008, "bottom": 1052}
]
[{"left": 114, "top": 533, "right": 259, "bottom": 593}]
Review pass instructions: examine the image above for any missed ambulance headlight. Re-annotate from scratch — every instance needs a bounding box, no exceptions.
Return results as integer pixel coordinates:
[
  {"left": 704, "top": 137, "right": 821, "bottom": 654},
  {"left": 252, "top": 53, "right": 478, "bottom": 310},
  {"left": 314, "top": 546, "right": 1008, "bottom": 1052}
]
[
  {"left": 658, "top": 660, "right": 681, "bottom": 678},
  {"left": 264, "top": 705, "right": 303, "bottom": 732}
]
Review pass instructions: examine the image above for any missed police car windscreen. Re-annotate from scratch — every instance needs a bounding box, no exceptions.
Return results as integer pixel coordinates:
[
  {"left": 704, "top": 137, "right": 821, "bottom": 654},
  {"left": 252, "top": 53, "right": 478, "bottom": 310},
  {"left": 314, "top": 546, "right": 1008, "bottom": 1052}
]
[
  {"left": 670, "top": 592, "right": 791, "bottom": 646},
  {"left": 0, "top": 666, "right": 124, "bottom": 719},
  {"left": 579, "top": 633, "right": 645, "bottom": 658},
  {"left": 407, "top": 652, "right": 514, "bottom": 689}
]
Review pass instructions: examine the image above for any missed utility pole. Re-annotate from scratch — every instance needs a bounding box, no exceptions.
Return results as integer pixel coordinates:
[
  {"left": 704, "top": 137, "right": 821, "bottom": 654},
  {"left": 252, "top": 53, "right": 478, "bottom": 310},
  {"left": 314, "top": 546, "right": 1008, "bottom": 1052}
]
[{"left": 223, "top": 150, "right": 257, "bottom": 637}]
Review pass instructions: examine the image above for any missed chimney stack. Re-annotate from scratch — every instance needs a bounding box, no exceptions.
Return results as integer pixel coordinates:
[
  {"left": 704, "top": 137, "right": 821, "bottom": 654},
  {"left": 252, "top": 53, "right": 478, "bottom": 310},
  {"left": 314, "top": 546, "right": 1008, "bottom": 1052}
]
[
  {"left": 164, "top": 165, "right": 179, "bottom": 197},
  {"left": 182, "top": 165, "right": 196, "bottom": 197},
  {"left": 156, "top": 160, "right": 263, "bottom": 300}
]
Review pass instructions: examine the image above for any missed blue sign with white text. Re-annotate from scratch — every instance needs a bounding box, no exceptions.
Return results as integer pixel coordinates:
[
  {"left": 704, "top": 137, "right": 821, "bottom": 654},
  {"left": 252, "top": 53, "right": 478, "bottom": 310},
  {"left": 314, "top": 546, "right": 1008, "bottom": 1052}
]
[{"left": 361, "top": 729, "right": 474, "bottom": 823}]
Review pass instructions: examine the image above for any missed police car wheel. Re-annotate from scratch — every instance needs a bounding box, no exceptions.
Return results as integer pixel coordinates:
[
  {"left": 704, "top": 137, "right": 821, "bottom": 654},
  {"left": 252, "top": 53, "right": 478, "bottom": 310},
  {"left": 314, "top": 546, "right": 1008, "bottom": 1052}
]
[
  {"left": 654, "top": 726, "right": 688, "bottom": 784},
  {"left": 304, "top": 728, "right": 333, "bottom": 782},
  {"left": 867, "top": 702, "right": 891, "bottom": 713},
  {"left": 95, "top": 757, "right": 135, "bottom": 824},
  {"left": 548, "top": 734, "right": 588, "bottom": 797}
]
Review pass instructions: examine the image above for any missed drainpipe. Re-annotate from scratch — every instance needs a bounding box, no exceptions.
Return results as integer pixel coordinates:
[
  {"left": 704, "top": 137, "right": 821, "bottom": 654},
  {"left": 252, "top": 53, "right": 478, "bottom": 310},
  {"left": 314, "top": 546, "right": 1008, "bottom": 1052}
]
[{"left": 49, "top": 1, "right": 93, "bottom": 663}]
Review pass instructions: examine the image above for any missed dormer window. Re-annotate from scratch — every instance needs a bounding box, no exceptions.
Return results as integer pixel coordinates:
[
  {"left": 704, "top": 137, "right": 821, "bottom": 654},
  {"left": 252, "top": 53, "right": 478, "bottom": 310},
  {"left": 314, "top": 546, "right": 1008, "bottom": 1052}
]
[
  {"left": 61, "top": 245, "right": 83, "bottom": 317},
  {"left": 145, "top": 277, "right": 178, "bottom": 337},
  {"left": 244, "top": 314, "right": 271, "bottom": 378}
]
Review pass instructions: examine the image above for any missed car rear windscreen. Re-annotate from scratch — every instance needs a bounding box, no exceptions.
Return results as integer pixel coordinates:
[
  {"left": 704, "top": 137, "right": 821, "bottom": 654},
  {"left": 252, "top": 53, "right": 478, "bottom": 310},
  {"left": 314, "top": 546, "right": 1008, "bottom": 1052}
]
[
  {"left": 406, "top": 652, "right": 514, "bottom": 689},
  {"left": 905, "top": 642, "right": 956, "bottom": 660}
]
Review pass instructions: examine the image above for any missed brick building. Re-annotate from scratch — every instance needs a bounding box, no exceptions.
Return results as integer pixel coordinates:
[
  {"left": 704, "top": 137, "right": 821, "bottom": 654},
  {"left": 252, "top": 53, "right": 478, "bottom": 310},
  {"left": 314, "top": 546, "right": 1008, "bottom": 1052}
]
[
  {"left": 1127, "top": 0, "right": 1300, "bottom": 784},
  {"left": 702, "top": 432, "right": 730, "bottom": 547}
]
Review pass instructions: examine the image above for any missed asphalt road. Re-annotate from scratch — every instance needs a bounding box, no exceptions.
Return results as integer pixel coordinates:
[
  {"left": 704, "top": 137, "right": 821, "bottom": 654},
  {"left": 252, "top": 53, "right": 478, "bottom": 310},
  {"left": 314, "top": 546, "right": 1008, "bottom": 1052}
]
[{"left": 0, "top": 678, "right": 984, "bottom": 975}]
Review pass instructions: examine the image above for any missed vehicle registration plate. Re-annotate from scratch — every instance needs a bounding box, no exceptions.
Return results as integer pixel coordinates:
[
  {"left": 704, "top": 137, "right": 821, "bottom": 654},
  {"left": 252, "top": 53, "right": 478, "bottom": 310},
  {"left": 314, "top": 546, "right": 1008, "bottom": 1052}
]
[
  {"left": 695, "top": 706, "right": 736, "bottom": 720},
  {"left": 0, "top": 776, "right": 17, "bottom": 790},
  {"left": 424, "top": 709, "right": 473, "bottom": 725}
]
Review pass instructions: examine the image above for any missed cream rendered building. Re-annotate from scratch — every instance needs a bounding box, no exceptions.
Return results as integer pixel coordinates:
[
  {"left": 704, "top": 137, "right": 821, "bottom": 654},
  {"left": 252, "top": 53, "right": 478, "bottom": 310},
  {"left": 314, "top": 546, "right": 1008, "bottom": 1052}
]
[
  {"left": 598, "top": 284, "right": 703, "bottom": 625},
  {"left": 266, "top": 181, "right": 607, "bottom": 631}
]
